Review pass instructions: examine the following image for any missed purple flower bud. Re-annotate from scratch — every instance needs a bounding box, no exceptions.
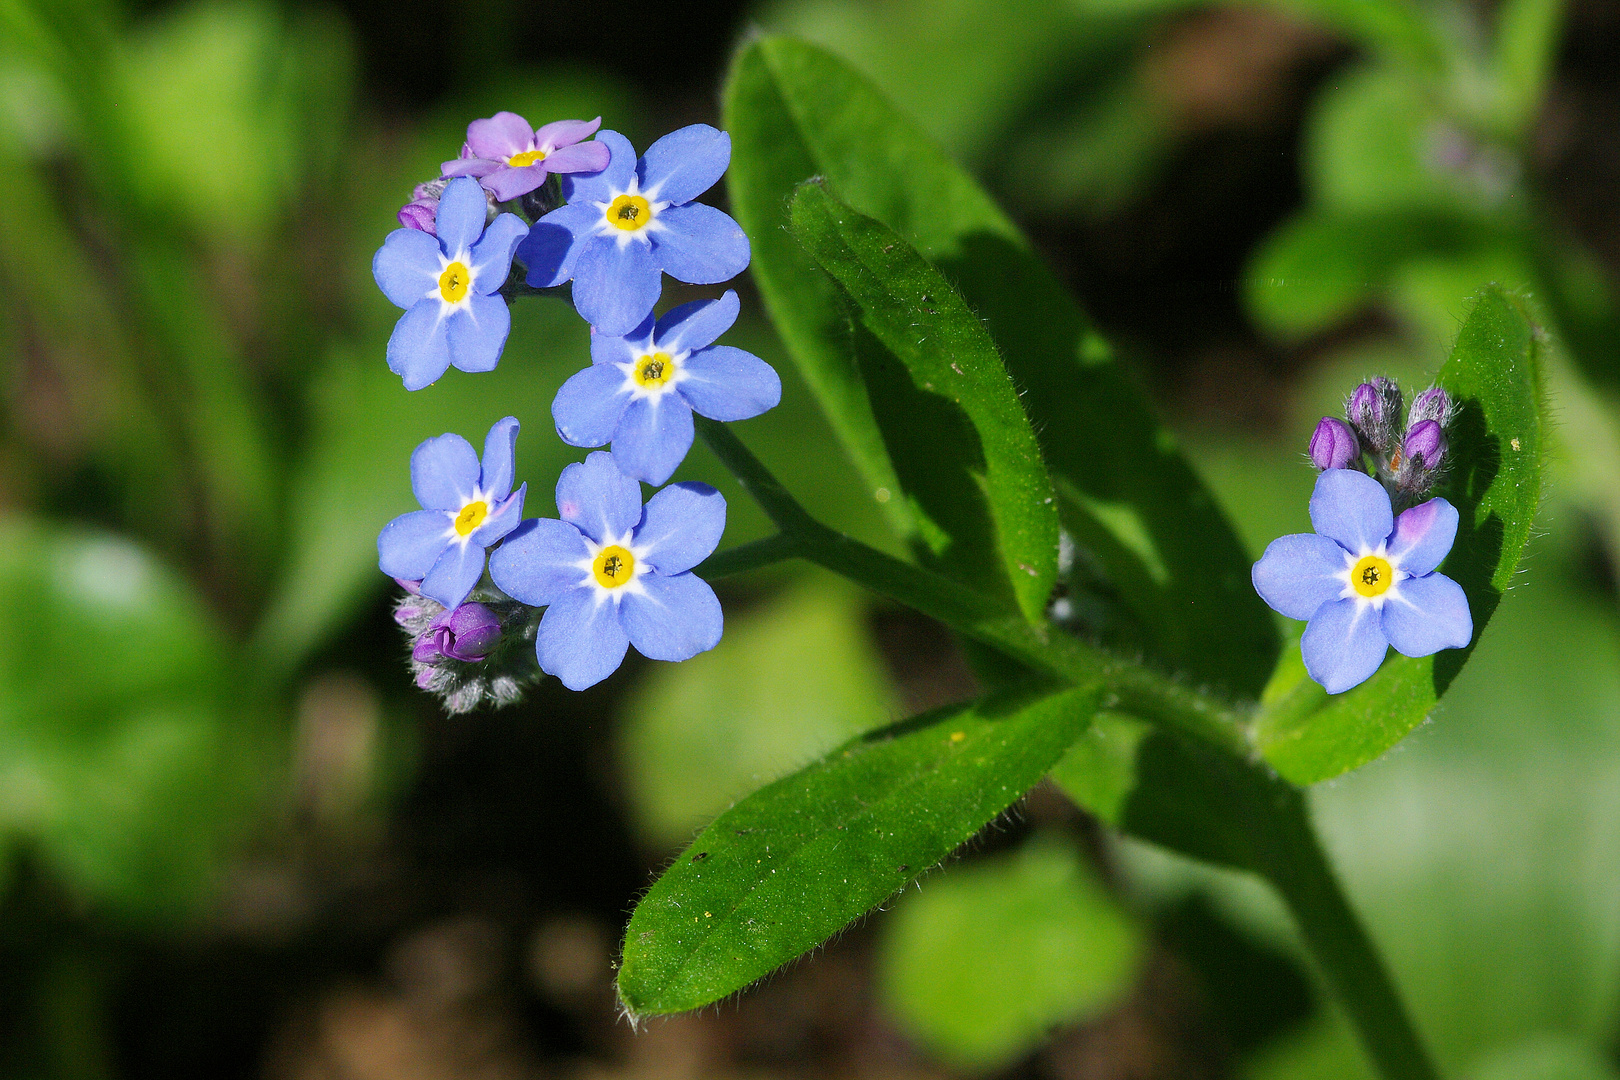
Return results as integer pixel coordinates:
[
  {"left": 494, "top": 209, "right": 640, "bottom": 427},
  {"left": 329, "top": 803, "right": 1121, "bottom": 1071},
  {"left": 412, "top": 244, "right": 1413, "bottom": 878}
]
[
  {"left": 398, "top": 198, "right": 438, "bottom": 234},
  {"left": 1402, "top": 419, "right": 1445, "bottom": 470},
  {"left": 1407, "top": 386, "right": 1452, "bottom": 428},
  {"left": 430, "top": 602, "right": 504, "bottom": 662},
  {"left": 1309, "top": 416, "right": 1360, "bottom": 471},
  {"left": 1346, "top": 377, "right": 1405, "bottom": 453}
]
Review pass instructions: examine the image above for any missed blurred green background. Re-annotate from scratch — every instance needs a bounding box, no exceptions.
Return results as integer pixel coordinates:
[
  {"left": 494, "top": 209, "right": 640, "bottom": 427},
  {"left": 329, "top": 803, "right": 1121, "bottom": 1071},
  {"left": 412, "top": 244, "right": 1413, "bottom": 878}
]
[{"left": 3, "top": 0, "right": 1620, "bottom": 1076}]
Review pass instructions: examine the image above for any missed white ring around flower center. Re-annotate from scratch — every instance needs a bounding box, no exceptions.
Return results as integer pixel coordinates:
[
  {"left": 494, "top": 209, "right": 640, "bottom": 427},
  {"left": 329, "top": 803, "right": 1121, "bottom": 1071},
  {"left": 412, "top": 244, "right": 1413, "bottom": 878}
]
[
  {"left": 432, "top": 248, "right": 476, "bottom": 310},
  {"left": 574, "top": 530, "right": 650, "bottom": 604},
  {"left": 1336, "top": 541, "right": 1409, "bottom": 610},
  {"left": 591, "top": 176, "right": 670, "bottom": 248},
  {"left": 444, "top": 487, "right": 495, "bottom": 546},
  {"left": 615, "top": 341, "right": 691, "bottom": 403}
]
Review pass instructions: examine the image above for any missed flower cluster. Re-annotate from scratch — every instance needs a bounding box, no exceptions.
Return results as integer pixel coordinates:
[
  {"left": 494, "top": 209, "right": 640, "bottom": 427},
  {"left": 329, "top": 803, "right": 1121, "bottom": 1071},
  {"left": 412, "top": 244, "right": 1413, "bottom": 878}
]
[
  {"left": 373, "top": 110, "right": 782, "bottom": 706},
  {"left": 1255, "top": 379, "right": 1472, "bottom": 694},
  {"left": 1309, "top": 378, "right": 1456, "bottom": 507}
]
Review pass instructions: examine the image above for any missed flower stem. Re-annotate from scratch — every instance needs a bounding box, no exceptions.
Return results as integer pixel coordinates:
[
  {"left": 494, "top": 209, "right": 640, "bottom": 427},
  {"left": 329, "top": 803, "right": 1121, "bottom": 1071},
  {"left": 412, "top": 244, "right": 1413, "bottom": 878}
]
[
  {"left": 1265, "top": 795, "right": 1442, "bottom": 1080},
  {"left": 696, "top": 416, "right": 1441, "bottom": 1080}
]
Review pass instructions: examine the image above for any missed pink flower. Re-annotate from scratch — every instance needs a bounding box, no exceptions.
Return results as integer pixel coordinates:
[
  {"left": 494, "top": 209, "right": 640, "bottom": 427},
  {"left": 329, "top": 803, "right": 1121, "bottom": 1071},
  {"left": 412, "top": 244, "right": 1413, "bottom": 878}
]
[{"left": 442, "top": 113, "right": 610, "bottom": 202}]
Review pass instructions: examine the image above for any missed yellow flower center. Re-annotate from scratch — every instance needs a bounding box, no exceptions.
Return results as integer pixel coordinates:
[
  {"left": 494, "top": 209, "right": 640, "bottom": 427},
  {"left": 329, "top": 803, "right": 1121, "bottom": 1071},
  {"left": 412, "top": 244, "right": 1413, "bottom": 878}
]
[
  {"left": 439, "top": 261, "right": 470, "bottom": 303},
  {"left": 1351, "top": 554, "right": 1395, "bottom": 598},
  {"left": 593, "top": 545, "right": 635, "bottom": 589},
  {"left": 606, "top": 194, "right": 652, "bottom": 231},
  {"left": 454, "top": 500, "right": 488, "bottom": 536},
  {"left": 634, "top": 352, "right": 675, "bottom": 388},
  {"left": 507, "top": 149, "right": 547, "bottom": 167}
]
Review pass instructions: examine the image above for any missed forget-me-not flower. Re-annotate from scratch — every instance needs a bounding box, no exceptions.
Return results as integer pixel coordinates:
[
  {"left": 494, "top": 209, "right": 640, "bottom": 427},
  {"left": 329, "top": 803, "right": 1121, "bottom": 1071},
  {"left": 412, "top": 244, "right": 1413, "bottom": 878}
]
[
  {"left": 488, "top": 452, "right": 725, "bottom": 691},
  {"left": 551, "top": 290, "right": 781, "bottom": 484},
  {"left": 516, "top": 125, "right": 750, "bottom": 335},
  {"left": 373, "top": 176, "right": 529, "bottom": 390},
  {"left": 379, "top": 416, "right": 527, "bottom": 610},
  {"left": 1252, "top": 469, "right": 1472, "bottom": 694},
  {"left": 442, "top": 113, "right": 611, "bottom": 203}
]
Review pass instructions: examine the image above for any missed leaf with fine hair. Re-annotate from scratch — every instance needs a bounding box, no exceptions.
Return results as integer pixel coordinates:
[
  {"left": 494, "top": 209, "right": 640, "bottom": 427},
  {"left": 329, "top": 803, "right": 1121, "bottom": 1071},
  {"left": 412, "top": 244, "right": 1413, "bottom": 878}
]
[{"left": 616, "top": 684, "right": 1099, "bottom": 1018}]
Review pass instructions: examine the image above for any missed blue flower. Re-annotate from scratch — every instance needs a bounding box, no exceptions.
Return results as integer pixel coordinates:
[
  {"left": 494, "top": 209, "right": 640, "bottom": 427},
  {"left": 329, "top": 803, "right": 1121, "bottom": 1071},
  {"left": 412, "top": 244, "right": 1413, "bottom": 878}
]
[
  {"left": 551, "top": 290, "right": 781, "bottom": 485},
  {"left": 373, "top": 176, "right": 529, "bottom": 390},
  {"left": 378, "top": 416, "right": 527, "bottom": 610},
  {"left": 516, "top": 125, "right": 750, "bottom": 336},
  {"left": 1252, "top": 469, "right": 1472, "bottom": 694},
  {"left": 488, "top": 452, "right": 725, "bottom": 691}
]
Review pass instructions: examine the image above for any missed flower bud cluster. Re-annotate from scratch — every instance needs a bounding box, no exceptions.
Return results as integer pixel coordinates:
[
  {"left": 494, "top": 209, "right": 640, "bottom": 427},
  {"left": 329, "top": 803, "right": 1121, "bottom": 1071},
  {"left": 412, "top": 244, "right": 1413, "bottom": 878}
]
[
  {"left": 393, "top": 580, "right": 540, "bottom": 714},
  {"left": 1308, "top": 379, "right": 1454, "bottom": 509}
]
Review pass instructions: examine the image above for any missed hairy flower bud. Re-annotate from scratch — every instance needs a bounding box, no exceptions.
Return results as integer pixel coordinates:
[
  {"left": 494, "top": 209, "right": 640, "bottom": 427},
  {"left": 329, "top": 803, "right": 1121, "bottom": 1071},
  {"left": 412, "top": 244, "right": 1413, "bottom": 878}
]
[
  {"left": 431, "top": 602, "right": 504, "bottom": 662},
  {"left": 1347, "top": 377, "right": 1405, "bottom": 454},
  {"left": 1402, "top": 419, "right": 1445, "bottom": 470},
  {"left": 1309, "top": 416, "right": 1360, "bottom": 471},
  {"left": 1407, "top": 386, "right": 1453, "bottom": 429}
]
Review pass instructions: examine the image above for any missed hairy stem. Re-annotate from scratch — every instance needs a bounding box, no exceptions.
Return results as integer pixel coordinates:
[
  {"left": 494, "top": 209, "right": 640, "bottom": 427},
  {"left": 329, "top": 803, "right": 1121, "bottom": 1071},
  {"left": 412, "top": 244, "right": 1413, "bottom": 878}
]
[{"left": 697, "top": 416, "right": 1441, "bottom": 1080}]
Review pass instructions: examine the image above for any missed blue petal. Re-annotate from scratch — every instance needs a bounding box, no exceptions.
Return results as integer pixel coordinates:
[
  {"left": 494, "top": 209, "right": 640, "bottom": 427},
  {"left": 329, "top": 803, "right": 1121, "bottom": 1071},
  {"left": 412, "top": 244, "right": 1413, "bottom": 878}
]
[
  {"left": 561, "top": 129, "right": 637, "bottom": 205},
  {"left": 591, "top": 315, "right": 655, "bottom": 368},
  {"left": 411, "top": 431, "right": 480, "bottom": 510},
  {"left": 639, "top": 124, "right": 731, "bottom": 205},
  {"left": 1386, "top": 497, "right": 1459, "bottom": 577},
  {"left": 612, "top": 395, "right": 694, "bottom": 486},
  {"left": 435, "top": 177, "right": 488, "bottom": 255},
  {"left": 378, "top": 510, "right": 452, "bottom": 579},
  {"left": 554, "top": 451, "right": 643, "bottom": 543},
  {"left": 679, "top": 346, "right": 782, "bottom": 422},
  {"left": 373, "top": 228, "right": 441, "bottom": 309},
  {"left": 1301, "top": 597, "right": 1389, "bottom": 694},
  {"left": 553, "top": 363, "right": 632, "bottom": 448},
  {"left": 620, "top": 571, "right": 723, "bottom": 662},
  {"left": 488, "top": 517, "right": 590, "bottom": 607},
  {"left": 1251, "top": 533, "right": 1349, "bottom": 622},
  {"left": 572, "top": 236, "right": 661, "bottom": 335},
  {"left": 537, "top": 588, "right": 630, "bottom": 690},
  {"left": 518, "top": 201, "right": 603, "bottom": 288},
  {"left": 479, "top": 416, "right": 520, "bottom": 498},
  {"left": 446, "top": 294, "right": 511, "bottom": 374},
  {"left": 634, "top": 482, "right": 726, "bottom": 576},
  {"left": 468, "top": 482, "right": 526, "bottom": 548},
  {"left": 468, "top": 212, "right": 529, "bottom": 293},
  {"left": 655, "top": 290, "right": 739, "bottom": 355},
  {"left": 1308, "top": 469, "right": 1394, "bottom": 555},
  {"left": 421, "top": 540, "right": 486, "bottom": 610},
  {"left": 652, "top": 203, "right": 750, "bottom": 285},
  {"left": 387, "top": 300, "right": 452, "bottom": 391},
  {"left": 1382, "top": 573, "right": 1472, "bottom": 657}
]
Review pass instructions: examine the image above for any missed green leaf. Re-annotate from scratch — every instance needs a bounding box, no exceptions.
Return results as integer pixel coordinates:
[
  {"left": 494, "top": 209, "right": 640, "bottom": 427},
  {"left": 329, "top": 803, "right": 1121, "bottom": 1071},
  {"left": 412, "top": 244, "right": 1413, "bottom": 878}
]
[
  {"left": 876, "top": 835, "right": 1143, "bottom": 1070},
  {"left": 724, "top": 35, "right": 1277, "bottom": 694},
  {"left": 1255, "top": 286, "right": 1545, "bottom": 784},
  {"left": 616, "top": 684, "right": 1100, "bottom": 1018},
  {"left": 620, "top": 575, "right": 898, "bottom": 845},
  {"left": 789, "top": 182, "right": 1059, "bottom": 622}
]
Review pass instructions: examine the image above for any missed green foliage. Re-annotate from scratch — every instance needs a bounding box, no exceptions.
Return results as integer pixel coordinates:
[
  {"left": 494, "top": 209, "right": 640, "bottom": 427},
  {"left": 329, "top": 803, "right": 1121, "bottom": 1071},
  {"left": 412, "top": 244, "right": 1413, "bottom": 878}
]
[
  {"left": 0, "top": 518, "right": 266, "bottom": 919},
  {"left": 620, "top": 575, "right": 897, "bottom": 844},
  {"left": 877, "top": 836, "right": 1143, "bottom": 1070},
  {"left": 1255, "top": 287, "right": 1544, "bottom": 784},
  {"left": 788, "top": 182, "right": 1059, "bottom": 622},
  {"left": 615, "top": 685, "right": 1099, "bottom": 1018},
  {"left": 725, "top": 35, "right": 1277, "bottom": 695}
]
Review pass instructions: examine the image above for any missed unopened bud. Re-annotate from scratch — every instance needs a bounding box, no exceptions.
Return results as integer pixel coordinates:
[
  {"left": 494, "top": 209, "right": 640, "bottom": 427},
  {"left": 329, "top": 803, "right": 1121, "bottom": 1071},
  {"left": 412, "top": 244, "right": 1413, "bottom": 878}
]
[
  {"left": 1309, "top": 417, "right": 1360, "bottom": 471},
  {"left": 1407, "top": 386, "right": 1453, "bottom": 428},
  {"left": 412, "top": 602, "right": 503, "bottom": 664},
  {"left": 398, "top": 198, "right": 438, "bottom": 234},
  {"left": 1347, "top": 377, "right": 1404, "bottom": 454},
  {"left": 1402, "top": 419, "right": 1445, "bottom": 470}
]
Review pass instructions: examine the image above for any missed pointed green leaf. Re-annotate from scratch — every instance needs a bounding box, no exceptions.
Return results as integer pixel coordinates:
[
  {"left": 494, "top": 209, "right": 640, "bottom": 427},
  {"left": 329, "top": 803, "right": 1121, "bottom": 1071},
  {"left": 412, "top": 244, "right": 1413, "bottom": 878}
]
[
  {"left": 616, "top": 684, "right": 1099, "bottom": 1018},
  {"left": 1255, "top": 286, "right": 1545, "bottom": 784},
  {"left": 724, "top": 36, "right": 1277, "bottom": 693},
  {"left": 789, "top": 182, "right": 1059, "bottom": 622}
]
